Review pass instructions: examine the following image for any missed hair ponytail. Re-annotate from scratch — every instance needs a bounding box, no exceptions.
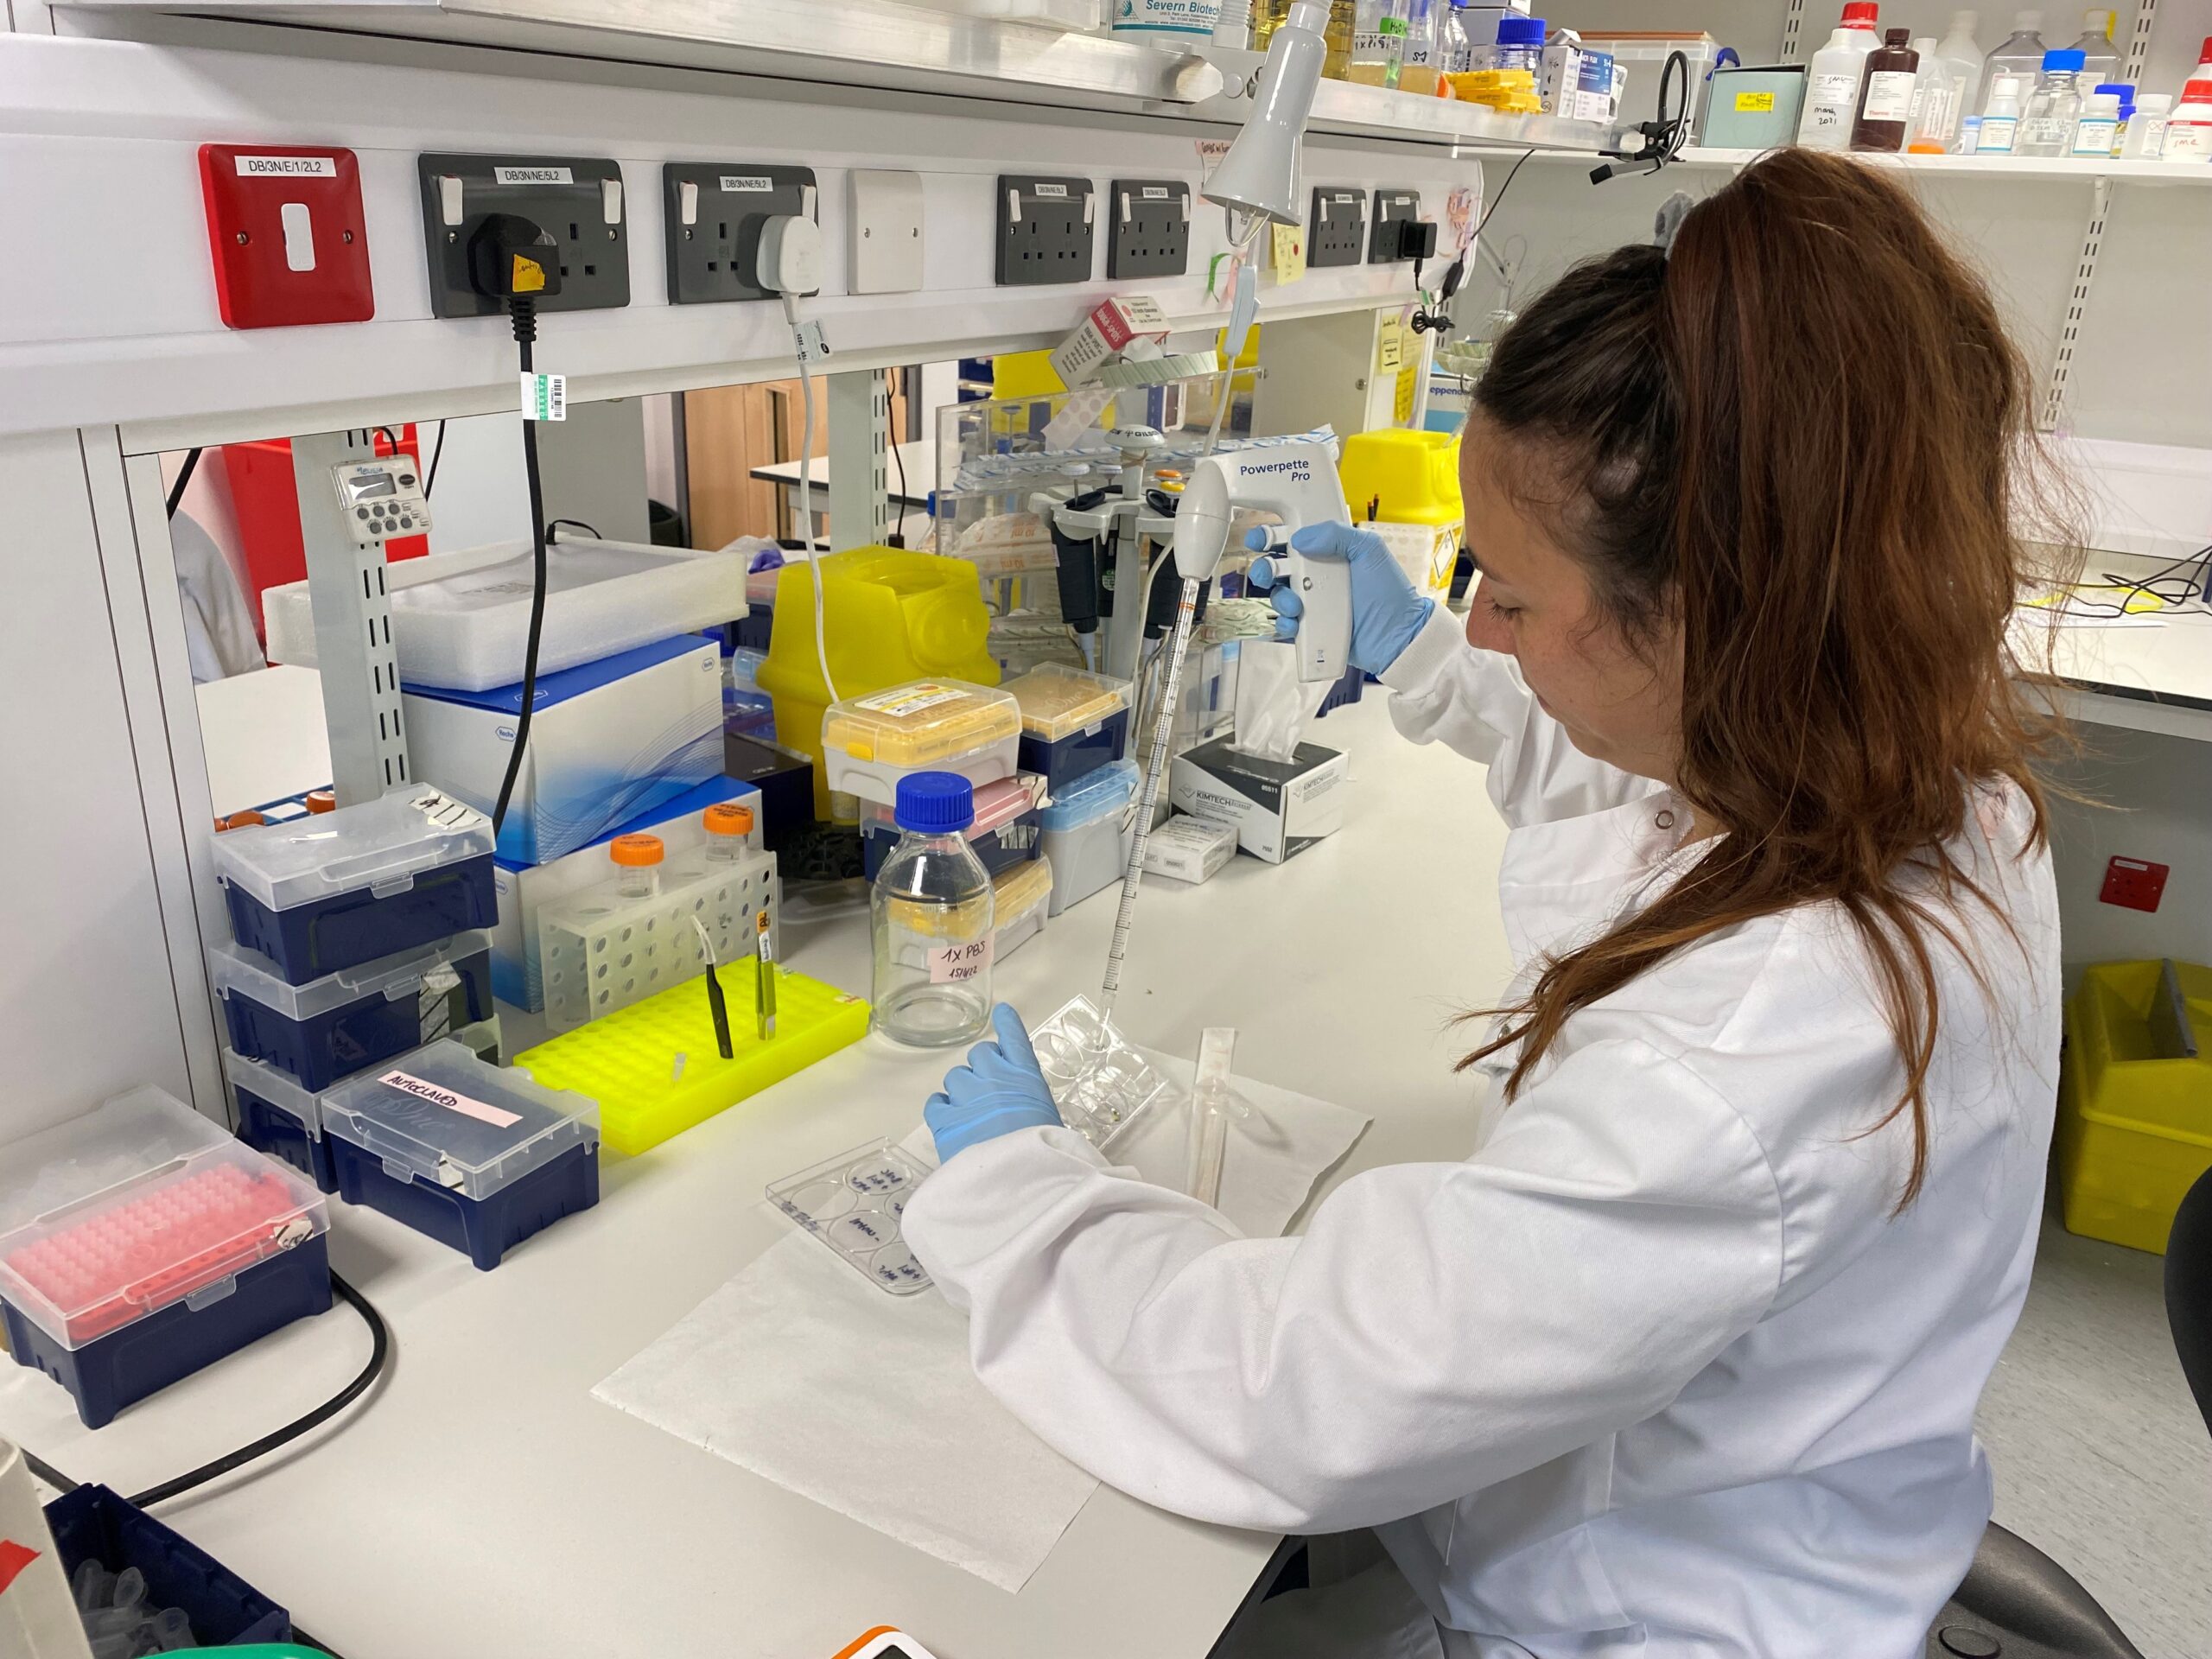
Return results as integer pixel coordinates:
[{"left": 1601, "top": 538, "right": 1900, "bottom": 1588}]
[{"left": 1465, "top": 148, "right": 2075, "bottom": 1207}]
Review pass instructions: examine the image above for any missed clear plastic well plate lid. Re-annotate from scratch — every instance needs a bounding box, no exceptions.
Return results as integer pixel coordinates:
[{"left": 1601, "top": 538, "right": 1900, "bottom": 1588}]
[
  {"left": 211, "top": 789, "right": 493, "bottom": 914},
  {"left": 767, "top": 1140, "right": 932, "bottom": 1295},
  {"left": 0, "top": 1088, "right": 328, "bottom": 1350},
  {"left": 207, "top": 930, "right": 493, "bottom": 1021},
  {"left": 821, "top": 680, "right": 1020, "bottom": 766},
  {"left": 321, "top": 1039, "right": 598, "bottom": 1200},
  {"left": 1037, "top": 758, "right": 1138, "bottom": 832},
  {"left": 1004, "top": 664, "right": 1131, "bottom": 741}
]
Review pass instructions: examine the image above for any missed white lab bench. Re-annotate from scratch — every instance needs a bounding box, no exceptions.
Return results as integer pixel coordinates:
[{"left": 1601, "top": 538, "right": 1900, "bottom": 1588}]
[
  {"left": 752, "top": 438, "right": 937, "bottom": 546},
  {"left": 0, "top": 690, "right": 1507, "bottom": 1659},
  {"left": 2047, "top": 604, "right": 2212, "bottom": 742}
]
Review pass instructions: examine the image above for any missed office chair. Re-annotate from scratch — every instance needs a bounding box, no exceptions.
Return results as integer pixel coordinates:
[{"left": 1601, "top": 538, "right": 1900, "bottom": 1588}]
[{"left": 1923, "top": 1160, "right": 2212, "bottom": 1659}]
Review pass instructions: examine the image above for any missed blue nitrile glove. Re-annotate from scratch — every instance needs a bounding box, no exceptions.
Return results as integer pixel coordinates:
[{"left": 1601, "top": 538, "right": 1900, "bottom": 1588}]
[
  {"left": 1246, "top": 520, "right": 1435, "bottom": 677},
  {"left": 925, "top": 1003, "right": 1064, "bottom": 1162}
]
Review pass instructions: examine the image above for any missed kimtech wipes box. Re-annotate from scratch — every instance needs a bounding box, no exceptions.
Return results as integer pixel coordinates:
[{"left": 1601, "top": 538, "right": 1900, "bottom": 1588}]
[{"left": 1170, "top": 738, "right": 1349, "bottom": 865}]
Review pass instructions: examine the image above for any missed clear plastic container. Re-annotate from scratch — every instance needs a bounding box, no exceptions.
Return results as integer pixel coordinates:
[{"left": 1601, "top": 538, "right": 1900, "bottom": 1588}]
[
  {"left": 262, "top": 536, "right": 750, "bottom": 694},
  {"left": 1979, "top": 10, "right": 2049, "bottom": 118},
  {"left": 767, "top": 1140, "right": 932, "bottom": 1295},
  {"left": 0, "top": 1088, "right": 327, "bottom": 1349},
  {"left": 1398, "top": 0, "right": 1441, "bottom": 95},
  {"left": 2063, "top": 7, "right": 2119, "bottom": 87},
  {"left": 321, "top": 1039, "right": 600, "bottom": 1202},
  {"left": 1028, "top": 995, "right": 1182, "bottom": 1149},
  {"left": 994, "top": 855, "right": 1055, "bottom": 960},
  {"left": 871, "top": 773, "right": 995, "bottom": 1048},
  {"left": 820, "top": 680, "right": 1022, "bottom": 810},
  {"left": 1491, "top": 12, "right": 1543, "bottom": 74},
  {"left": 211, "top": 787, "right": 498, "bottom": 985}
]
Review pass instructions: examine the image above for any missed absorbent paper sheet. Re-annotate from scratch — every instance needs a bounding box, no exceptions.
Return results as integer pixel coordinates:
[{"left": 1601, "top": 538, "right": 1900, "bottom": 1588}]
[{"left": 592, "top": 1052, "right": 1369, "bottom": 1592}]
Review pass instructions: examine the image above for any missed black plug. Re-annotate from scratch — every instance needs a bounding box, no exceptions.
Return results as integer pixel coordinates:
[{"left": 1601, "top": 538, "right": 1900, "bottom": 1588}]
[
  {"left": 468, "top": 213, "right": 562, "bottom": 340},
  {"left": 1395, "top": 219, "right": 1440, "bottom": 263}
]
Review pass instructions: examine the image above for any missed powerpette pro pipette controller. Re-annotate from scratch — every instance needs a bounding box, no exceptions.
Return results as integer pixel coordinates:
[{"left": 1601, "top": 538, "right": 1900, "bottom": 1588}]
[{"left": 1173, "top": 440, "right": 1354, "bottom": 683}]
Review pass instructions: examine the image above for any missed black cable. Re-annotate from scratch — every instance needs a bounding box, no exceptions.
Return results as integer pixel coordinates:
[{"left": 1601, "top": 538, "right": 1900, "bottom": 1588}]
[
  {"left": 423, "top": 418, "right": 448, "bottom": 499},
  {"left": 545, "top": 518, "right": 602, "bottom": 540},
  {"left": 1475, "top": 149, "right": 1538, "bottom": 245},
  {"left": 23, "top": 1447, "right": 78, "bottom": 1492},
  {"left": 492, "top": 299, "right": 550, "bottom": 839},
  {"left": 887, "top": 367, "right": 911, "bottom": 547},
  {"left": 124, "top": 1271, "right": 388, "bottom": 1510},
  {"left": 1590, "top": 50, "right": 1692, "bottom": 183},
  {"left": 165, "top": 447, "right": 203, "bottom": 519}
]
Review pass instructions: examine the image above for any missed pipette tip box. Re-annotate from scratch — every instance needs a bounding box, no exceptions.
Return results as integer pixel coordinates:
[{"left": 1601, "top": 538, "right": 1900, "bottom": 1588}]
[
  {"left": 321, "top": 1040, "right": 601, "bottom": 1270},
  {"left": 42, "top": 1484, "right": 293, "bottom": 1645},
  {"left": 1037, "top": 758, "right": 1139, "bottom": 916},
  {"left": 224, "top": 1047, "right": 339, "bottom": 1192},
  {"left": 1004, "top": 664, "right": 1132, "bottom": 793},
  {"left": 0, "top": 1089, "right": 333, "bottom": 1427},
  {"left": 208, "top": 932, "right": 494, "bottom": 1091},
  {"left": 514, "top": 966, "right": 871, "bottom": 1158},
  {"left": 211, "top": 787, "right": 497, "bottom": 986},
  {"left": 860, "top": 773, "right": 1045, "bottom": 882}
]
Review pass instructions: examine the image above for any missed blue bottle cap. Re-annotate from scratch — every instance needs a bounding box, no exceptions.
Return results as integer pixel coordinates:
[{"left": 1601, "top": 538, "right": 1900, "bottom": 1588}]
[
  {"left": 894, "top": 772, "right": 976, "bottom": 835},
  {"left": 1496, "top": 16, "right": 1546, "bottom": 45},
  {"left": 2042, "top": 48, "right": 2087, "bottom": 70}
]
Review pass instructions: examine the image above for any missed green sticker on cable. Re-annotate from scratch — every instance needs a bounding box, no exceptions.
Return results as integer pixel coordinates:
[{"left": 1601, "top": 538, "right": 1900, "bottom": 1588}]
[{"left": 518, "top": 371, "right": 567, "bottom": 423}]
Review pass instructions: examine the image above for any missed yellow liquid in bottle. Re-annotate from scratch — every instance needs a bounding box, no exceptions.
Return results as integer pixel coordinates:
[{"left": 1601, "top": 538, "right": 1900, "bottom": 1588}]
[
  {"left": 1251, "top": 0, "right": 1291, "bottom": 49},
  {"left": 1399, "top": 64, "right": 1441, "bottom": 95},
  {"left": 1323, "top": 0, "right": 1355, "bottom": 78}
]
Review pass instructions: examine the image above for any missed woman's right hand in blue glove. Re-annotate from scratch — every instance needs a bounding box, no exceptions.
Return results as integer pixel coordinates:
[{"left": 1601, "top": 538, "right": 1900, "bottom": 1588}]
[{"left": 1245, "top": 521, "right": 1435, "bottom": 677}]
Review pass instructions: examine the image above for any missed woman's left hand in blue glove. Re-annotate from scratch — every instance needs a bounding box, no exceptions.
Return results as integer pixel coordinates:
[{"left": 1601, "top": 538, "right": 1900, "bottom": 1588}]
[{"left": 925, "top": 1003, "right": 1063, "bottom": 1162}]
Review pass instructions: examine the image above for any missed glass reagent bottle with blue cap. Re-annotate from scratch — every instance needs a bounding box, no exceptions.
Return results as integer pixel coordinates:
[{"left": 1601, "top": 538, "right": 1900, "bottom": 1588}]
[{"left": 871, "top": 772, "right": 996, "bottom": 1048}]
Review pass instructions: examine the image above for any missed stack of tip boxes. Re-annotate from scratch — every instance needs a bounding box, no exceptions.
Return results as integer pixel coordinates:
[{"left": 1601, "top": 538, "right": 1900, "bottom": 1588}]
[
  {"left": 208, "top": 790, "right": 601, "bottom": 1274},
  {"left": 821, "top": 677, "right": 1058, "bottom": 959},
  {"left": 0, "top": 1089, "right": 331, "bottom": 1427},
  {"left": 1003, "top": 666, "right": 1139, "bottom": 919}
]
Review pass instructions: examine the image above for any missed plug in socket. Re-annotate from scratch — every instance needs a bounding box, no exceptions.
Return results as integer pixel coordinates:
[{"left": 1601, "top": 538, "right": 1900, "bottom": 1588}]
[
  {"left": 663, "top": 163, "right": 819, "bottom": 304},
  {"left": 1308, "top": 187, "right": 1367, "bottom": 269},
  {"left": 1369, "top": 188, "right": 1421, "bottom": 263},
  {"left": 997, "top": 175, "right": 1096, "bottom": 286},
  {"left": 417, "top": 154, "right": 630, "bottom": 317},
  {"left": 1106, "top": 178, "right": 1192, "bottom": 279}
]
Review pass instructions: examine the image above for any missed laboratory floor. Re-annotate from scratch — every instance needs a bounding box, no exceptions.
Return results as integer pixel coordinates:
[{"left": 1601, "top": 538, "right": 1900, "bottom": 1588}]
[{"left": 1976, "top": 1212, "right": 2211, "bottom": 1658}]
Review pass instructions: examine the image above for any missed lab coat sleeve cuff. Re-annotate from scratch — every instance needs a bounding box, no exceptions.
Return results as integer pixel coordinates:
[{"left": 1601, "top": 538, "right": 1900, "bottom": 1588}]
[{"left": 1379, "top": 603, "right": 1471, "bottom": 696}]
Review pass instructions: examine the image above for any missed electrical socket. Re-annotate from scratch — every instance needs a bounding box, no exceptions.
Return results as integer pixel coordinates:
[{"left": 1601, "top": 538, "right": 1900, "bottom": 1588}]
[
  {"left": 1308, "top": 187, "right": 1367, "bottom": 269},
  {"left": 997, "top": 175, "right": 1096, "bottom": 285},
  {"left": 1106, "top": 178, "right": 1192, "bottom": 279},
  {"left": 1369, "top": 188, "right": 1421, "bottom": 263},
  {"left": 663, "top": 163, "right": 818, "bottom": 305},
  {"left": 2100, "top": 855, "right": 2170, "bottom": 912},
  {"left": 417, "top": 154, "right": 630, "bottom": 317}
]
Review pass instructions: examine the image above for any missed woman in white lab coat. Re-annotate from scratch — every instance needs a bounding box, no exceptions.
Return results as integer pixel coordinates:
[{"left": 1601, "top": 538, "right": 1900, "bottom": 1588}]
[{"left": 903, "top": 148, "right": 2074, "bottom": 1658}]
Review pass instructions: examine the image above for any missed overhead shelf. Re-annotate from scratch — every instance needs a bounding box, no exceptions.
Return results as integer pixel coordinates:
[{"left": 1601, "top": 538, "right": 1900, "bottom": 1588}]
[
  {"left": 1445, "top": 143, "right": 2212, "bottom": 185},
  {"left": 61, "top": 0, "right": 1624, "bottom": 153}
]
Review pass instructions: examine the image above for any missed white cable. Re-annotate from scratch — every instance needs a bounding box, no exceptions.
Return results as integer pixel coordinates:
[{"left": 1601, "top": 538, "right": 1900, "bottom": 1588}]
[{"left": 782, "top": 290, "right": 836, "bottom": 705}]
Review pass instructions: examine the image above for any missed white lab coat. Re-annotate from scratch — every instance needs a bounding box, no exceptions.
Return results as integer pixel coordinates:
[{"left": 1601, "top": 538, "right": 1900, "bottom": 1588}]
[{"left": 902, "top": 607, "right": 2061, "bottom": 1659}]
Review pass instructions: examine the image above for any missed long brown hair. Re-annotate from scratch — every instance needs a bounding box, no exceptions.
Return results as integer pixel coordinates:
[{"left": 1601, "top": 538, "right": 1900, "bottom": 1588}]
[{"left": 1464, "top": 148, "right": 2073, "bottom": 1205}]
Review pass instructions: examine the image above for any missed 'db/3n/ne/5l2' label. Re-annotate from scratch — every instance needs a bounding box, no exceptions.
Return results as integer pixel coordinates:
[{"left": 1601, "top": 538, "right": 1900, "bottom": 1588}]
[
  {"left": 720, "top": 175, "right": 774, "bottom": 193},
  {"left": 494, "top": 165, "right": 573, "bottom": 186}
]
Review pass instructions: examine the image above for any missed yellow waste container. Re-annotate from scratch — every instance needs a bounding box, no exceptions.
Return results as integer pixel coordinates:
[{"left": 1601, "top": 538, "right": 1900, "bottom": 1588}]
[
  {"left": 1339, "top": 429, "right": 1462, "bottom": 528},
  {"left": 2056, "top": 958, "right": 2212, "bottom": 1255},
  {"left": 757, "top": 547, "right": 1001, "bottom": 817}
]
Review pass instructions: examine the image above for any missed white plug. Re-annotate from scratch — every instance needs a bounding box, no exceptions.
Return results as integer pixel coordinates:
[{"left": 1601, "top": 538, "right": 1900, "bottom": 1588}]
[{"left": 755, "top": 213, "right": 823, "bottom": 298}]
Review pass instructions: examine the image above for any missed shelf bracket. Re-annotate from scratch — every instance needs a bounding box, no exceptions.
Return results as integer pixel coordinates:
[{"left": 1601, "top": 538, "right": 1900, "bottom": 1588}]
[
  {"left": 827, "top": 367, "right": 890, "bottom": 551},
  {"left": 2039, "top": 176, "right": 2111, "bottom": 435},
  {"left": 1781, "top": 0, "right": 1806, "bottom": 63},
  {"left": 293, "top": 429, "right": 409, "bottom": 804},
  {"left": 2121, "top": 0, "right": 2158, "bottom": 84}
]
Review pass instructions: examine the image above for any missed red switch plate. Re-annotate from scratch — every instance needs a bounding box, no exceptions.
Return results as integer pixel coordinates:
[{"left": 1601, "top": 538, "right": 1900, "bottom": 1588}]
[
  {"left": 198, "top": 144, "right": 374, "bottom": 328},
  {"left": 2100, "top": 855, "right": 2170, "bottom": 912}
]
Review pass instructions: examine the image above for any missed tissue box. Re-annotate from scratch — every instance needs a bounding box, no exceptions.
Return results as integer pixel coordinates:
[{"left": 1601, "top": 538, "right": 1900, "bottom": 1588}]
[
  {"left": 1171, "top": 739, "right": 1348, "bottom": 864},
  {"left": 403, "top": 633, "right": 725, "bottom": 865},
  {"left": 1050, "top": 295, "right": 1170, "bottom": 388},
  {"left": 489, "top": 776, "right": 765, "bottom": 1011}
]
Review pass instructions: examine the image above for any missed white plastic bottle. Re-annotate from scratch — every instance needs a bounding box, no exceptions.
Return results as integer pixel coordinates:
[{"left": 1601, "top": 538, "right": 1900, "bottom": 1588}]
[
  {"left": 2069, "top": 88, "right": 2120, "bottom": 154},
  {"left": 2118, "top": 92, "right": 2171, "bottom": 158},
  {"left": 1979, "top": 10, "right": 2047, "bottom": 116},
  {"left": 1903, "top": 36, "right": 1952, "bottom": 152},
  {"left": 1933, "top": 10, "right": 1987, "bottom": 147},
  {"left": 1976, "top": 72, "right": 2027, "bottom": 149},
  {"left": 2015, "top": 46, "right": 2085, "bottom": 156},
  {"left": 2165, "top": 77, "right": 2212, "bottom": 160},
  {"left": 2063, "top": 7, "right": 2119, "bottom": 88},
  {"left": 1797, "top": 3, "right": 1884, "bottom": 150}
]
